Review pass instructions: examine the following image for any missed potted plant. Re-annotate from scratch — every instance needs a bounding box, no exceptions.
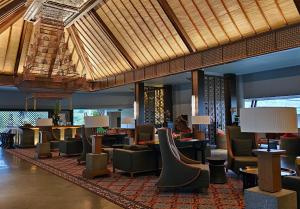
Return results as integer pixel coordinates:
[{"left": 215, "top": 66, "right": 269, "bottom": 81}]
[{"left": 52, "top": 102, "right": 61, "bottom": 126}]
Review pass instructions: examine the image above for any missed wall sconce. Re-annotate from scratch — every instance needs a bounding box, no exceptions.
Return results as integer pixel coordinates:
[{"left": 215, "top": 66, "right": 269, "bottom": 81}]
[
  {"left": 191, "top": 95, "right": 196, "bottom": 116},
  {"left": 133, "top": 101, "right": 137, "bottom": 120}
]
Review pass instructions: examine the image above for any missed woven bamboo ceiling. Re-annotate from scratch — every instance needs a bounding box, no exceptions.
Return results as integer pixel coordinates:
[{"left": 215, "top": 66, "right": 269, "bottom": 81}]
[{"left": 0, "top": 0, "right": 300, "bottom": 83}]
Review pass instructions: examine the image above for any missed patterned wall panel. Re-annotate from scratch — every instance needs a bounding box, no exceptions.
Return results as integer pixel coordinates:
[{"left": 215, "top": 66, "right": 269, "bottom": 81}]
[
  {"left": 204, "top": 75, "right": 225, "bottom": 144},
  {"left": 144, "top": 87, "right": 165, "bottom": 126}
]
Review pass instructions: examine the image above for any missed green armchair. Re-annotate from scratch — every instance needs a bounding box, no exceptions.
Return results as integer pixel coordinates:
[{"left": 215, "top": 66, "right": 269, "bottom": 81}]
[
  {"left": 226, "top": 126, "right": 257, "bottom": 174},
  {"left": 156, "top": 128, "right": 209, "bottom": 193}
]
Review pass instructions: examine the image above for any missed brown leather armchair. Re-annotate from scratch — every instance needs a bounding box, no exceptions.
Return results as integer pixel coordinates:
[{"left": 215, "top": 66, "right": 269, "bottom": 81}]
[
  {"left": 226, "top": 126, "right": 257, "bottom": 174},
  {"left": 156, "top": 128, "right": 209, "bottom": 193}
]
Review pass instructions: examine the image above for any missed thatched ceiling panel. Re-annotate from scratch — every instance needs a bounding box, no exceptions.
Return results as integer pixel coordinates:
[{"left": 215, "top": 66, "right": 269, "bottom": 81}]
[
  {"left": 95, "top": 0, "right": 189, "bottom": 68},
  {"left": 166, "top": 0, "right": 299, "bottom": 50},
  {"left": 0, "top": 18, "right": 23, "bottom": 74},
  {"left": 74, "top": 15, "right": 132, "bottom": 80}
]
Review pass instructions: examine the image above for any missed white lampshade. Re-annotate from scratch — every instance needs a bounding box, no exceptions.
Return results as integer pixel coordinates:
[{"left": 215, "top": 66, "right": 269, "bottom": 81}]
[
  {"left": 36, "top": 118, "right": 53, "bottom": 126},
  {"left": 122, "top": 117, "right": 134, "bottom": 124},
  {"left": 84, "top": 116, "right": 109, "bottom": 128},
  {"left": 240, "top": 107, "right": 298, "bottom": 133},
  {"left": 192, "top": 116, "right": 211, "bottom": 125}
]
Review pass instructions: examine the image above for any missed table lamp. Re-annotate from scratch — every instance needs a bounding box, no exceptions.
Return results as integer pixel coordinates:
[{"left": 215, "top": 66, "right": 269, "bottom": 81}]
[
  {"left": 84, "top": 116, "right": 109, "bottom": 154},
  {"left": 192, "top": 115, "right": 211, "bottom": 140},
  {"left": 122, "top": 117, "right": 134, "bottom": 129},
  {"left": 240, "top": 107, "right": 298, "bottom": 193},
  {"left": 240, "top": 107, "right": 298, "bottom": 152}
]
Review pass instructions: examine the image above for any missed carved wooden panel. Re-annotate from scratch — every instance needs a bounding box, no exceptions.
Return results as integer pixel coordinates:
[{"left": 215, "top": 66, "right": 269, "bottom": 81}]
[
  {"left": 247, "top": 33, "right": 276, "bottom": 56},
  {"left": 116, "top": 74, "right": 124, "bottom": 85},
  {"left": 135, "top": 69, "right": 145, "bottom": 81},
  {"left": 223, "top": 41, "right": 247, "bottom": 63},
  {"left": 144, "top": 65, "right": 156, "bottom": 79},
  {"left": 202, "top": 47, "right": 223, "bottom": 67},
  {"left": 170, "top": 57, "right": 184, "bottom": 73},
  {"left": 156, "top": 62, "right": 170, "bottom": 76},
  {"left": 276, "top": 26, "right": 300, "bottom": 50},
  {"left": 124, "top": 71, "right": 134, "bottom": 83}
]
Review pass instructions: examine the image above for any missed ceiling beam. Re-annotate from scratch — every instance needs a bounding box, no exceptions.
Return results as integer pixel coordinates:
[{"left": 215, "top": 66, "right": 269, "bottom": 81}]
[
  {"left": 67, "top": 25, "right": 97, "bottom": 80},
  {"left": 157, "top": 0, "right": 196, "bottom": 53},
  {"left": 14, "top": 20, "right": 28, "bottom": 76},
  {"left": 90, "top": 9, "right": 138, "bottom": 70},
  {"left": 0, "top": 5, "right": 26, "bottom": 34},
  {"left": 294, "top": 0, "right": 300, "bottom": 13},
  {"left": 0, "top": 0, "right": 26, "bottom": 18},
  {"left": 65, "top": 0, "right": 105, "bottom": 27}
]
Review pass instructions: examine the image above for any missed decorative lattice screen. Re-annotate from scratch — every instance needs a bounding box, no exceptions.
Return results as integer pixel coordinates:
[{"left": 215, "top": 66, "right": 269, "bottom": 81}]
[
  {"left": 144, "top": 87, "right": 165, "bottom": 126},
  {"left": 204, "top": 76, "right": 225, "bottom": 144},
  {"left": 0, "top": 111, "right": 49, "bottom": 132}
]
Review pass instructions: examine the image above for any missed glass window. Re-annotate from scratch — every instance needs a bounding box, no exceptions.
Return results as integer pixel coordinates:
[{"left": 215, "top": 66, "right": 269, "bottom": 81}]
[
  {"left": 0, "top": 111, "right": 48, "bottom": 132},
  {"left": 244, "top": 96, "right": 300, "bottom": 127}
]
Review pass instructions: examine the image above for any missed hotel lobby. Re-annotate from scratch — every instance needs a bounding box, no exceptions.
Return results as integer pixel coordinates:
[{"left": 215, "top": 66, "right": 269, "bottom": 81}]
[{"left": 1, "top": 0, "right": 300, "bottom": 209}]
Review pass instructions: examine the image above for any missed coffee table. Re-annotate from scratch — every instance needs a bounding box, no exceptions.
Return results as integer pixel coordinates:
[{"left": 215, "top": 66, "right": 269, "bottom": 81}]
[
  {"left": 207, "top": 157, "right": 227, "bottom": 184},
  {"left": 239, "top": 167, "right": 296, "bottom": 190}
]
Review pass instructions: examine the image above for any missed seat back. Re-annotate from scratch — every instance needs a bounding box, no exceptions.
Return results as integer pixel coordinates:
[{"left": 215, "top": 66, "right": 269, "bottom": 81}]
[
  {"left": 135, "top": 124, "right": 155, "bottom": 144},
  {"left": 157, "top": 128, "right": 200, "bottom": 188},
  {"left": 280, "top": 137, "right": 300, "bottom": 157}
]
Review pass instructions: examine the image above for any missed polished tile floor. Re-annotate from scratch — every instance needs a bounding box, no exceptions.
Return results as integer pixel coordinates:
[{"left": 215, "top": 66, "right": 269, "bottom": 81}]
[{"left": 0, "top": 148, "right": 122, "bottom": 209}]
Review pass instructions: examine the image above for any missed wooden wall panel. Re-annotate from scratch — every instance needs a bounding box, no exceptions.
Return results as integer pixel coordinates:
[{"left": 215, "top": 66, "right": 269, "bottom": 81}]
[
  {"left": 170, "top": 57, "right": 184, "bottom": 73},
  {"left": 135, "top": 69, "right": 145, "bottom": 81},
  {"left": 276, "top": 25, "right": 300, "bottom": 50},
  {"left": 202, "top": 47, "right": 223, "bottom": 67},
  {"left": 116, "top": 74, "right": 125, "bottom": 85},
  {"left": 124, "top": 71, "right": 134, "bottom": 83},
  {"left": 247, "top": 33, "right": 276, "bottom": 56},
  {"left": 107, "top": 76, "right": 116, "bottom": 86},
  {"left": 156, "top": 62, "right": 170, "bottom": 76},
  {"left": 144, "top": 65, "right": 156, "bottom": 79},
  {"left": 185, "top": 53, "right": 202, "bottom": 71},
  {"left": 223, "top": 41, "right": 247, "bottom": 63}
]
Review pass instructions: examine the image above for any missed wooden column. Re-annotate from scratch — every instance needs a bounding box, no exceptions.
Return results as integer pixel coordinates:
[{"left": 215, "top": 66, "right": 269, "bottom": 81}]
[
  {"left": 224, "top": 74, "right": 237, "bottom": 126},
  {"left": 191, "top": 70, "right": 205, "bottom": 133},
  {"left": 163, "top": 85, "right": 173, "bottom": 124},
  {"left": 134, "top": 82, "right": 144, "bottom": 126}
]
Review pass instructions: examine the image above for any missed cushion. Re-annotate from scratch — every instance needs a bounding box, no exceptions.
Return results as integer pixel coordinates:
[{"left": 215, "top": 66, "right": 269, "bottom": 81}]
[
  {"left": 232, "top": 138, "right": 253, "bottom": 156},
  {"left": 123, "top": 145, "right": 149, "bottom": 151},
  {"left": 139, "top": 132, "right": 152, "bottom": 141}
]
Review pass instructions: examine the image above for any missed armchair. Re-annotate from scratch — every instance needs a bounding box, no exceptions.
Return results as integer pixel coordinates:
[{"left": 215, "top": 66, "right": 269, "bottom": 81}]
[
  {"left": 156, "top": 128, "right": 209, "bottom": 193},
  {"left": 226, "top": 126, "right": 257, "bottom": 174}
]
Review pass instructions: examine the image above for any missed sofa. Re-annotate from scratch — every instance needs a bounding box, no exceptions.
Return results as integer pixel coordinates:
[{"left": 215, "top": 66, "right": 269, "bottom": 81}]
[
  {"left": 59, "top": 139, "right": 83, "bottom": 156},
  {"left": 113, "top": 146, "right": 157, "bottom": 177},
  {"left": 282, "top": 157, "right": 300, "bottom": 209}
]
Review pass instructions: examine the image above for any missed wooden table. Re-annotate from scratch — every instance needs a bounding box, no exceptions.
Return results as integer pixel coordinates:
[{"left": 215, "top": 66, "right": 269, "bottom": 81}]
[{"left": 239, "top": 167, "right": 296, "bottom": 190}]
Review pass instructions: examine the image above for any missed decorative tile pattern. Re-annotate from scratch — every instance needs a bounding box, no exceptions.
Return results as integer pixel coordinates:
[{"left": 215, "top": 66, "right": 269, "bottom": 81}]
[{"left": 7, "top": 149, "right": 244, "bottom": 209}]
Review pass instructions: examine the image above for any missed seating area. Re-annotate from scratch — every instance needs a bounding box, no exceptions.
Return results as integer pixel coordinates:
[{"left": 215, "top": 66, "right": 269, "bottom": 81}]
[{"left": 1, "top": 0, "right": 300, "bottom": 208}]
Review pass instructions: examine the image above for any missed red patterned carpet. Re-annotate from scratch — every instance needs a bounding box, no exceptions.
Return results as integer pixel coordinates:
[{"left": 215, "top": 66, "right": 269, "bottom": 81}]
[{"left": 7, "top": 149, "right": 245, "bottom": 209}]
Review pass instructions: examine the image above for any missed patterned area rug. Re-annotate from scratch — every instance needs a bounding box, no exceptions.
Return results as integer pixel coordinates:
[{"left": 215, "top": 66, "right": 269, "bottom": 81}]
[{"left": 7, "top": 149, "right": 245, "bottom": 209}]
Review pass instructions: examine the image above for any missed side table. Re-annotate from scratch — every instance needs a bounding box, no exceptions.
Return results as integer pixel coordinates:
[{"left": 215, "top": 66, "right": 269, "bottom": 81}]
[
  {"left": 82, "top": 153, "right": 110, "bottom": 179},
  {"left": 207, "top": 157, "right": 227, "bottom": 184}
]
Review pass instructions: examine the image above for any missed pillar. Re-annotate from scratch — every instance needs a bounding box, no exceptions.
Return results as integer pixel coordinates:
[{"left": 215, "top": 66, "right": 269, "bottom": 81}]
[
  {"left": 224, "top": 74, "right": 237, "bottom": 126},
  {"left": 134, "top": 82, "right": 144, "bottom": 126}
]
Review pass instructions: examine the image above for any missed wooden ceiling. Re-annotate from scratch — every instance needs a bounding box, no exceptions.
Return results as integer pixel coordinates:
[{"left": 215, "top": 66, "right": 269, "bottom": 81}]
[{"left": 0, "top": 0, "right": 300, "bottom": 84}]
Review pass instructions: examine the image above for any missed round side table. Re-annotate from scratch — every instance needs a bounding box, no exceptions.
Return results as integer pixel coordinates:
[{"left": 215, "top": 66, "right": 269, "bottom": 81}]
[{"left": 207, "top": 157, "right": 227, "bottom": 184}]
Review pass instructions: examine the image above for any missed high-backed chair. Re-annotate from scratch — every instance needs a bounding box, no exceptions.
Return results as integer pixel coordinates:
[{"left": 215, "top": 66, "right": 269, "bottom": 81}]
[
  {"left": 77, "top": 127, "right": 92, "bottom": 164},
  {"left": 135, "top": 124, "right": 155, "bottom": 144},
  {"left": 282, "top": 157, "right": 300, "bottom": 209},
  {"left": 18, "top": 127, "right": 35, "bottom": 148},
  {"left": 226, "top": 126, "right": 257, "bottom": 174},
  {"left": 156, "top": 128, "right": 209, "bottom": 193},
  {"left": 280, "top": 137, "right": 300, "bottom": 157}
]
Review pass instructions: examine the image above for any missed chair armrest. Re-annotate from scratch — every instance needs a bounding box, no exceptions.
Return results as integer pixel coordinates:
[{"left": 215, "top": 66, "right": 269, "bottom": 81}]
[{"left": 179, "top": 152, "right": 201, "bottom": 164}]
